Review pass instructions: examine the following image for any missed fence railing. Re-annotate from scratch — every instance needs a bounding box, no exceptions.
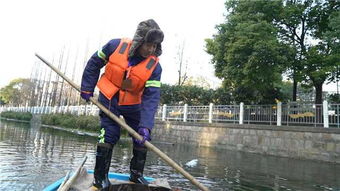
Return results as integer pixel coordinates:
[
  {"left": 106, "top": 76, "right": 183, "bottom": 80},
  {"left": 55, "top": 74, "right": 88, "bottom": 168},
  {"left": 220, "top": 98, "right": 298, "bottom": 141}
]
[{"left": 1, "top": 101, "right": 339, "bottom": 128}]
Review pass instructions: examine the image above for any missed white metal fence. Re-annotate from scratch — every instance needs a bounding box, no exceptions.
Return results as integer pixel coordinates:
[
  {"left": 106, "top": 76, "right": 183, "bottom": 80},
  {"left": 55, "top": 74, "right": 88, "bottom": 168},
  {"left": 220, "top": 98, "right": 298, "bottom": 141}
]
[{"left": 1, "top": 101, "right": 339, "bottom": 128}]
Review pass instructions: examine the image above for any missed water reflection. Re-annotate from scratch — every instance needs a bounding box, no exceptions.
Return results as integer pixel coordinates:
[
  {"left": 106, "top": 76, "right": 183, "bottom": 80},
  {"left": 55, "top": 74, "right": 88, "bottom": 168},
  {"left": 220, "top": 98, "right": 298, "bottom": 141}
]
[{"left": 0, "top": 119, "right": 340, "bottom": 191}]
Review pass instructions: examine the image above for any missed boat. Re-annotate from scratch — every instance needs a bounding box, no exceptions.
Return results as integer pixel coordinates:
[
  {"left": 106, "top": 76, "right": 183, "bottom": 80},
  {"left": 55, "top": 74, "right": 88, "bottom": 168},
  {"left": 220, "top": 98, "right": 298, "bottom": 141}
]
[{"left": 43, "top": 168, "right": 173, "bottom": 191}]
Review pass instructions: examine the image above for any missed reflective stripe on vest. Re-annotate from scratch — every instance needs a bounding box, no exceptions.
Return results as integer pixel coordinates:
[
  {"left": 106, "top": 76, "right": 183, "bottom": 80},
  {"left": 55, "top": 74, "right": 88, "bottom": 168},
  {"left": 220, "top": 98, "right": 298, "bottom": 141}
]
[{"left": 96, "top": 38, "right": 159, "bottom": 105}]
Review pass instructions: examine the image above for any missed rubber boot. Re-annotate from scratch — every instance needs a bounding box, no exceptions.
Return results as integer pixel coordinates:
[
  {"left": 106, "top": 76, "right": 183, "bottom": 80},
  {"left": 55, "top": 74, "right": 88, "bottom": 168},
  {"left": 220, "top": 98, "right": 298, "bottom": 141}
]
[
  {"left": 91, "top": 143, "right": 113, "bottom": 191},
  {"left": 129, "top": 147, "right": 149, "bottom": 184}
]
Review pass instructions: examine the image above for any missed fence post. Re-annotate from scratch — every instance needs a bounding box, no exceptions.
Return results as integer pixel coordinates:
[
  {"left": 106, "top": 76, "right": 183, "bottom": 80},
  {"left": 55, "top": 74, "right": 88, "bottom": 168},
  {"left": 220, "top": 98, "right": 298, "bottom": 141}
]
[
  {"left": 277, "top": 102, "right": 282, "bottom": 126},
  {"left": 162, "top": 104, "right": 167, "bottom": 121},
  {"left": 183, "top": 104, "right": 188, "bottom": 122},
  {"left": 65, "top": 105, "right": 69, "bottom": 113},
  {"left": 209, "top": 103, "right": 214, "bottom": 123},
  {"left": 239, "top": 102, "right": 244, "bottom": 125},
  {"left": 90, "top": 104, "right": 95, "bottom": 116},
  {"left": 77, "top": 105, "right": 81, "bottom": 116},
  {"left": 323, "top": 100, "right": 329, "bottom": 128}
]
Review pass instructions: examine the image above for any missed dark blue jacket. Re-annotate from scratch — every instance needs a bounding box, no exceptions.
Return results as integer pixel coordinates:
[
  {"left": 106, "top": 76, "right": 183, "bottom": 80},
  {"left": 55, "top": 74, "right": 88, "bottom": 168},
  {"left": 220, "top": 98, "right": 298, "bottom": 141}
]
[{"left": 81, "top": 39, "right": 162, "bottom": 130}]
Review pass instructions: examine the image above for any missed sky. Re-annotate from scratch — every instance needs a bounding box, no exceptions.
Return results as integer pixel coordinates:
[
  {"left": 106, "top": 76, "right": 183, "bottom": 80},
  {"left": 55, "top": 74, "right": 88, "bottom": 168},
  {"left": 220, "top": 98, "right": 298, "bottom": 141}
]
[
  {"left": 0, "top": 0, "right": 338, "bottom": 92},
  {"left": 0, "top": 0, "right": 226, "bottom": 89}
]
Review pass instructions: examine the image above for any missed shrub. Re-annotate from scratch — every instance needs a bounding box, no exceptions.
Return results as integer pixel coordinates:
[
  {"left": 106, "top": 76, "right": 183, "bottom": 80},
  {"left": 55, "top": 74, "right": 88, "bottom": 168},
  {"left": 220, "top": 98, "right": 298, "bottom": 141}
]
[
  {"left": 75, "top": 115, "right": 101, "bottom": 132},
  {"left": 0, "top": 111, "right": 33, "bottom": 121},
  {"left": 41, "top": 113, "right": 101, "bottom": 133}
]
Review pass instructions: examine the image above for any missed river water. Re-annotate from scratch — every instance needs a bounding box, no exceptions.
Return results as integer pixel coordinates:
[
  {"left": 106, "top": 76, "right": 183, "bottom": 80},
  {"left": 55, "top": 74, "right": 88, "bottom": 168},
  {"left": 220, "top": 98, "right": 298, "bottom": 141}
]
[{"left": 0, "top": 119, "right": 340, "bottom": 191}]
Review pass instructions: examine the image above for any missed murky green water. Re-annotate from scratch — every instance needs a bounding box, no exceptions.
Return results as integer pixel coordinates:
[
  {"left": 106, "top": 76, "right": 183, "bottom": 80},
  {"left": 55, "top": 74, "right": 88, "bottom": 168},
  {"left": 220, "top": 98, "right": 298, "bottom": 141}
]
[{"left": 0, "top": 119, "right": 340, "bottom": 191}]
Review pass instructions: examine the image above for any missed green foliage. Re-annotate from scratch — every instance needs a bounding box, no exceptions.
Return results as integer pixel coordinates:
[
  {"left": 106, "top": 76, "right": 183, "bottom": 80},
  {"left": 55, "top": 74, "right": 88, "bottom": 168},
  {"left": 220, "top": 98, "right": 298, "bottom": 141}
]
[
  {"left": 327, "top": 93, "right": 340, "bottom": 103},
  {"left": 206, "top": 0, "right": 286, "bottom": 104},
  {"left": 41, "top": 113, "right": 101, "bottom": 132},
  {"left": 0, "top": 78, "right": 34, "bottom": 106},
  {"left": 276, "top": 81, "right": 293, "bottom": 102},
  {"left": 277, "top": 0, "right": 339, "bottom": 103},
  {"left": 160, "top": 84, "right": 231, "bottom": 105},
  {"left": 41, "top": 113, "right": 130, "bottom": 136},
  {"left": 212, "top": 86, "right": 233, "bottom": 105},
  {"left": 323, "top": 11, "right": 340, "bottom": 83},
  {"left": 161, "top": 84, "right": 215, "bottom": 105},
  {"left": 160, "top": 83, "right": 293, "bottom": 105},
  {"left": 206, "top": 0, "right": 339, "bottom": 104},
  {"left": 0, "top": 111, "right": 33, "bottom": 121},
  {"left": 0, "top": 96, "right": 5, "bottom": 105}
]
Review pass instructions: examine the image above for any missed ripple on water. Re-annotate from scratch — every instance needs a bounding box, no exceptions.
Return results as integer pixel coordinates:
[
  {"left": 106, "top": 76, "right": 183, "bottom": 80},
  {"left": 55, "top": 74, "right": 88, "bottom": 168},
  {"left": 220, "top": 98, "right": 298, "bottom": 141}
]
[{"left": 1, "top": 120, "right": 340, "bottom": 191}]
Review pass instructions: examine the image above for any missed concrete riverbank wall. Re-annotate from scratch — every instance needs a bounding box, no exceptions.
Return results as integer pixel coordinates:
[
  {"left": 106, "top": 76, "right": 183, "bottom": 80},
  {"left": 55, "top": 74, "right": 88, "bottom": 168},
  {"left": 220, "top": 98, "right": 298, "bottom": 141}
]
[{"left": 153, "top": 121, "right": 340, "bottom": 163}]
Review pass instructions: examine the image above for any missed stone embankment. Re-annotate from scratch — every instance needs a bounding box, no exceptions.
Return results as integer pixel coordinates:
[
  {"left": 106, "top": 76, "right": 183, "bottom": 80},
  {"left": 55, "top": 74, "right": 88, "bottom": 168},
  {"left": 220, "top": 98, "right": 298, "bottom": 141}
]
[{"left": 153, "top": 121, "right": 340, "bottom": 163}]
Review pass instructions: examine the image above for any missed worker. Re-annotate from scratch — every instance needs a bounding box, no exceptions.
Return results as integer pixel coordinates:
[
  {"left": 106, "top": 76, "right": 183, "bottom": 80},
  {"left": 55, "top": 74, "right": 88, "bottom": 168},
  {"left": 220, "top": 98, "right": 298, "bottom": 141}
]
[{"left": 80, "top": 19, "right": 164, "bottom": 190}]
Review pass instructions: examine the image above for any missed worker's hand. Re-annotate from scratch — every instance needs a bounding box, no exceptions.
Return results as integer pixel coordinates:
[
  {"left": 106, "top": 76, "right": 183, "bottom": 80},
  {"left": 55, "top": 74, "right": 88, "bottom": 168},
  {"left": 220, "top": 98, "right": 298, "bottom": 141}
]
[
  {"left": 80, "top": 91, "right": 93, "bottom": 102},
  {"left": 133, "top": 127, "right": 151, "bottom": 146}
]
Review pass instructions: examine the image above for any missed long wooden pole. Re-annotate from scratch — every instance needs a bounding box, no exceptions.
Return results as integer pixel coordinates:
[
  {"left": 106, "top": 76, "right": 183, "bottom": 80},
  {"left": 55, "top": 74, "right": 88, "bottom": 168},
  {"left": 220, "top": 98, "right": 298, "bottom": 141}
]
[
  {"left": 35, "top": 53, "right": 210, "bottom": 191},
  {"left": 57, "top": 156, "right": 87, "bottom": 191}
]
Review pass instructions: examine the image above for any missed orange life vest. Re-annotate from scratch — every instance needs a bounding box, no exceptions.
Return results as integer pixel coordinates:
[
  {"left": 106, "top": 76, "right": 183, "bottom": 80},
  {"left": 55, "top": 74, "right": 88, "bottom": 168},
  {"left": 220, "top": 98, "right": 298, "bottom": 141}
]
[{"left": 97, "top": 38, "right": 159, "bottom": 105}]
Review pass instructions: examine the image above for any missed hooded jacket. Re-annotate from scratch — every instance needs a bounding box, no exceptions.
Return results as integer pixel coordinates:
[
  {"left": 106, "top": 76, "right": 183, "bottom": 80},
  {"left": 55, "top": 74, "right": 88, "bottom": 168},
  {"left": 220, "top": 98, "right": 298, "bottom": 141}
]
[
  {"left": 81, "top": 19, "right": 164, "bottom": 130},
  {"left": 97, "top": 38, "right": 159, "bottom": 105}
]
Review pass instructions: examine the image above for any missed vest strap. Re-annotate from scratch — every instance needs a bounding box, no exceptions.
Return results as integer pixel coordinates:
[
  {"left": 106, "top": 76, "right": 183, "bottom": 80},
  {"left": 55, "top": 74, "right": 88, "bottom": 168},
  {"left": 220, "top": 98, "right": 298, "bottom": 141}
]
[{"left": 119, "top": 42, "right": 129, "bottom": 54}]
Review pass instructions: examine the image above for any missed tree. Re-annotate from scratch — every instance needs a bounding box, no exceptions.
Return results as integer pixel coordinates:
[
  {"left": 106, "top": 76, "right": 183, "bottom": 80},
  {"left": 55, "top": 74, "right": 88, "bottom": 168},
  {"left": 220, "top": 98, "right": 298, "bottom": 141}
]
[
  {"left": 176, "top": 41, "right": 188, "bottom": 86},
  {"left": 327, "top": 93, "right": 340, "bottom": 103},
  {"left": 206, "top": 0, "right": 286, "bottom": 104},
  {"left": 323, "top": 10, "right": 340, "bottom": 91},
  {"left": 207, "top": 0, "right": 339, "bottom": 104},
  {"left": 304, "top": 44, "right": 335, "bottom": 104},
  {"left": 0, "top": 78, "right": 35, "bottom": 106},
  {"left": 276, "top": 0, "right": 313, "bottom": 101},
  {"left": 277, "top": 0, "right": 340, "bottom": 104}
]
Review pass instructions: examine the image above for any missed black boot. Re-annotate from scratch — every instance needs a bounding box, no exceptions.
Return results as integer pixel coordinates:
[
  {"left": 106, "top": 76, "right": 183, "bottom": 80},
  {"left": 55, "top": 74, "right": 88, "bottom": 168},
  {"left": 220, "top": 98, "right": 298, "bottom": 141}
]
[
  {"left": 92, "top": 143, "right": 113, "bottom": 190},
  {"left": 129, "top": 147, "right": 149, "bottom": 184}
]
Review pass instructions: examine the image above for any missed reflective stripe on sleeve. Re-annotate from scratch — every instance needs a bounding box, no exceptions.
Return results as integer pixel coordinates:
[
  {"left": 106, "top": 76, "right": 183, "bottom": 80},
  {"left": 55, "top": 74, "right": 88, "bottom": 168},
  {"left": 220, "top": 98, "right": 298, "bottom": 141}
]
[
  {"left": 97, "top": 49, "right": 107, "bottom": 62},
  {"left": 145, "top": 80, "right": 161, "bottom": 87}
]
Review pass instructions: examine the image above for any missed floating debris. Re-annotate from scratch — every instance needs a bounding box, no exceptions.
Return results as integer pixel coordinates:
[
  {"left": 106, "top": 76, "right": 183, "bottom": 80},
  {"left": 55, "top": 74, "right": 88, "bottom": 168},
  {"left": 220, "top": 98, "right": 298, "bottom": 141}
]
[{"left": 185, "top": 159, "right": 198, "bottom": 167}]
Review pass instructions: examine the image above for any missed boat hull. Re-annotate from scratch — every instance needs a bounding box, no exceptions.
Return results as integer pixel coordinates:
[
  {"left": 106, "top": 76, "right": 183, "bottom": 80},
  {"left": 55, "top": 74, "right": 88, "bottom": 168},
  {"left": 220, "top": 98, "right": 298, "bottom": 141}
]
[{"left": 43, "top": 170, "right": 155, "bottom": 191}]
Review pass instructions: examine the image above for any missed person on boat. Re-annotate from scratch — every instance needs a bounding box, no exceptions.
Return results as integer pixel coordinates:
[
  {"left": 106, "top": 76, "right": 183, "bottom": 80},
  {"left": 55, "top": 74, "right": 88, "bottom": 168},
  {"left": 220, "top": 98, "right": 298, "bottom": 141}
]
[{"left": 80, "top": 19, "right": 164, "bottom": 190}]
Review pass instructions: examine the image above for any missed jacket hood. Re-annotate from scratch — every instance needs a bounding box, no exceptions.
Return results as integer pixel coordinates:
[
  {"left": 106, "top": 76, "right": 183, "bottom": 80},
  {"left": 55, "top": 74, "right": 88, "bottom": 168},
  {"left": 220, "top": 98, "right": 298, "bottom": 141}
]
[{"left": 128, "top": 19, "right": 164, "bottom": 58}]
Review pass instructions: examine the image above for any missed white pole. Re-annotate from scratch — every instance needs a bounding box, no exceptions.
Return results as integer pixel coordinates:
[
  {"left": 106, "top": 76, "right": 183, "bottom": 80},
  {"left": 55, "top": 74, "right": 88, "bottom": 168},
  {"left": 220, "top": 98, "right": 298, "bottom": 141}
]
[
  {"left": 239, "top": 102, "right": 244, "bottom": 125},
  {"left": 277, "top": 102, "right": 282, "bottom": 126},
  {"left": 209, "top": 103, "right": 213, "bottom": 123},
  {"left": 183, "top": 104, "right": 188, "bottom": 122},
  {"left": 162, "top": 104, "right": 167, "bottom": 121},
  {"left": 323, "top": 100, "right": 329, "bottom": 128}
]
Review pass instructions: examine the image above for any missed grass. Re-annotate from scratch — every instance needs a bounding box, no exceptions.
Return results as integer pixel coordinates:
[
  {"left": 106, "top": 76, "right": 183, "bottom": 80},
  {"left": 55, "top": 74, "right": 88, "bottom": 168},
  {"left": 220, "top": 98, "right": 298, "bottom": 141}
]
[
  {"left": 41, "top": 113, "right": 101, "bottom": 132},
  {"left": 1, "top": 111, "right": 129, "bottom": 136},
  {"left": 41, "top": 113, "right": 129, "bottom": 136},
  {"left": 0, "top": 111, "right": 33, "bottom": 121}
]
